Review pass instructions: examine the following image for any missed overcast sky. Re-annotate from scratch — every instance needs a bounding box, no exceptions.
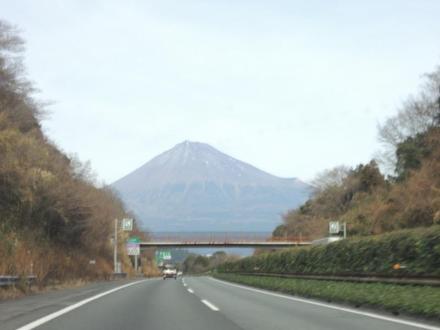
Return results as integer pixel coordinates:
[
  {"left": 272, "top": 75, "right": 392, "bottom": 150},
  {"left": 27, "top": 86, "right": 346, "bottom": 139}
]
[{"left": 2, "top": 0, "right": 440, "bottom": 183}]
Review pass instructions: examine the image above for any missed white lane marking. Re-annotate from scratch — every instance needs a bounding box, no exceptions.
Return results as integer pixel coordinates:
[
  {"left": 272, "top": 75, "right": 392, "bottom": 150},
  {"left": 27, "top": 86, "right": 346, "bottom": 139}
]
[
  {"left": 187, "top": 288, "right": 194, "bottom": 294},
  {"left": 209, "top": 277, "right": 440, "bottom": 330},
  {"left": 16, "top": 280, "right": 149, "bottom": 330},
  {"left": 201, "top": 299, "right": 220, "bottom": 311},
  {"left": 183, "top": 283, "right": 187, "bottom": 287}
]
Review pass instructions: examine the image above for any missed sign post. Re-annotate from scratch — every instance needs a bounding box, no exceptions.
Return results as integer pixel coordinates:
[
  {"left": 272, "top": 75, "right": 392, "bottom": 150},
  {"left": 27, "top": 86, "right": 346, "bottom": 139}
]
[
  {"left": 114, "top": 219, "right": 118, "bottom": 273},
  {"left": 127, "top": 237, "right": 140, "bottom": 274},
  {"left": 113, "top": 218, "right": 134, "bottom": 274}
]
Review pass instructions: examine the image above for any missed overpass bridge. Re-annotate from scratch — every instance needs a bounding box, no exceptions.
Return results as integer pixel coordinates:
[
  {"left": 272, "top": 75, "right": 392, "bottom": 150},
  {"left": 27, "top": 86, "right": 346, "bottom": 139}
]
[{"left": 139, "top": 232, "right": 311, "bottom": 248}]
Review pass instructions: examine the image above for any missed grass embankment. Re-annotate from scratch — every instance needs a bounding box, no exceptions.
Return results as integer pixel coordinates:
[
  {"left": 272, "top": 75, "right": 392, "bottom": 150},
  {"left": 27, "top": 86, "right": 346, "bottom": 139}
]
[
  {"left": 213, "top": 273, "right": 440, "bottom": 319},
  {"left": 0, "top": 279, "right": 90, "bottom": 300}
]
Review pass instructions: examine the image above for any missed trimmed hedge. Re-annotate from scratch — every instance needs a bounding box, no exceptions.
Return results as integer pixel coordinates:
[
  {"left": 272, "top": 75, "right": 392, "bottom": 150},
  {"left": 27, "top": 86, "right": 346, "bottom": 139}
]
[{"left": 217, "top": 226, "right": 440, "bottom": 277}]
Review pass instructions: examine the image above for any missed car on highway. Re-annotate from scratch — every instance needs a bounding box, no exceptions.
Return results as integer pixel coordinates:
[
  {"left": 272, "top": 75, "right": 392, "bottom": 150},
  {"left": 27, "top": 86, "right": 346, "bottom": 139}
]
[{"left": 162, "top": 264, "right": 177, "bottom": 279}]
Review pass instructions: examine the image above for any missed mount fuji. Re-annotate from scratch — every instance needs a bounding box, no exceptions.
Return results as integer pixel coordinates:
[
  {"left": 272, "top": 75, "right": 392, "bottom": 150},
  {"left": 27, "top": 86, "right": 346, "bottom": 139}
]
[{"left": 111, "top": 141, "right": 311, "bottom": 232}]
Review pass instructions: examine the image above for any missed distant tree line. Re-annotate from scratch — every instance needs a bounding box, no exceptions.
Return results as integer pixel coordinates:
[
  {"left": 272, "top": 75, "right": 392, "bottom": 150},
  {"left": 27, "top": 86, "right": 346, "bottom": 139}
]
[{"left": 182, "top": 251, "right": 240, "bottom": 274}]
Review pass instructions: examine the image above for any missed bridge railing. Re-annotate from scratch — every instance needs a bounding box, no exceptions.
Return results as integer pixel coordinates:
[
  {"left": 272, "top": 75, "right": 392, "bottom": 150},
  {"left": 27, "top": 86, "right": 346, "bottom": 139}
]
[
  {"left": 146, "top": 232, "right": 308, "bottom": 243},
  {"left": 269, "top": 235, "right": 309, "bottom": 243}
]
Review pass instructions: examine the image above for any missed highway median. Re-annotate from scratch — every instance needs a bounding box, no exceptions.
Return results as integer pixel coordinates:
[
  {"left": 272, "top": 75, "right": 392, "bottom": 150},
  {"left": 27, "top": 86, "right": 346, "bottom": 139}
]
[
  {"left": 212, "top": 273, "right": 440, "bottom": 320},
  {"left": 214, "top": 226, "right": 440, "bottom": 320}
]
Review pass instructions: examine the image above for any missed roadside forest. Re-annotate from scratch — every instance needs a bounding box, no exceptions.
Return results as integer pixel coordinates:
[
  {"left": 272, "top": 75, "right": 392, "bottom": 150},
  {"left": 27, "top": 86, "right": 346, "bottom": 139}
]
[
  {"left": 0, "top": 21, "right": 154, "bottom": 285},
  {"left": 274, "top": 65, "right": 440, "bottom": 239}
]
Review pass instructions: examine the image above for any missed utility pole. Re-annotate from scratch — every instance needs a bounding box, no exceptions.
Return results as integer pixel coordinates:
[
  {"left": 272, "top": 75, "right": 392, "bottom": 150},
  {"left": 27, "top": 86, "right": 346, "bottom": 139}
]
[
  {"left": 343, "top": 222, "right": 347, "bottom": 239},
  {"left": 114, "top": 219, "right": 118, "bottom": 273},
  {"left": 134, "top": 255, "right": 138, "bottom": 274}
]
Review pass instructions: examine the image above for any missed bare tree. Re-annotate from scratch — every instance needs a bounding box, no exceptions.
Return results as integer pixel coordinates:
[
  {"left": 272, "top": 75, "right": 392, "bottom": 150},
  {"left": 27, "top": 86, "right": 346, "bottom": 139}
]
[
  {"left": 377, "top": 65, "right": 440, "bottom": 171},
  {"left": 311, "top": 165, "right": 351, "bottom": 193}
]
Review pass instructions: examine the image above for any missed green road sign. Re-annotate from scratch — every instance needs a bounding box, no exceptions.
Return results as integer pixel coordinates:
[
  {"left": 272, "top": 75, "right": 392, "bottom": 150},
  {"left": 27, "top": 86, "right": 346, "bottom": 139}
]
[
  {"left": 128, "top": 237, "right": 141, "bottom": 243},
  {"left": 155, "top": 250, "right": 172, "bottom": 264}
]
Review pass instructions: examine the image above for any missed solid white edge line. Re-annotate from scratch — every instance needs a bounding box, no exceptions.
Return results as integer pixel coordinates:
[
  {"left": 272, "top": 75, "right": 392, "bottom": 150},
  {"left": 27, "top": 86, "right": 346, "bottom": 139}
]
[
  {"left": 16, "top": 280, "right": 149, "bottom": 330},
  {"left": 201, "top": 299, "right": 220, "bottom": 311},
  {"left": 209, "top": 277, "right": 440, "bottom": 330},
  {"left": 187, "top": 288, "right": 194, "bottom": 294}
]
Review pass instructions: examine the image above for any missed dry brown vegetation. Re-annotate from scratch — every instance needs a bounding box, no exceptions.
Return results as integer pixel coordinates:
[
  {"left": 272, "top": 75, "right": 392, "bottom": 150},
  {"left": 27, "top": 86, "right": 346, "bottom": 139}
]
[
  {"left": 275, "top": 65, "right": 440, "bottom": 239},
  {"left": 0, "top": 20, "right": 156, "bottom": 287}
]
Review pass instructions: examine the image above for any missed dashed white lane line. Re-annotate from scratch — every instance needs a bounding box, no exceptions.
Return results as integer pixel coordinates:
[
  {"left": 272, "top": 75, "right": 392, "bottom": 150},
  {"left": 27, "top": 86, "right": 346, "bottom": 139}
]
[
  {"left": 209, "top": 277, "right": 440, "bottom": 330},
  {"left": 201, "top": 299, "right": 220, "bottom": 311},
  {"left": 16, "top": 280, "right": 149, "bottom": 330},
  {"left": 185, "top": 282, "right": 219, "bottom": 312}
]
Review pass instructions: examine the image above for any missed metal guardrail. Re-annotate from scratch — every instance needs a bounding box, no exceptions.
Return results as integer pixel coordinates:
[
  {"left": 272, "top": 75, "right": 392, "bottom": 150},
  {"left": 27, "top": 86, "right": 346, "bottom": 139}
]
[
  {"left": 0, "top": 275, "right": 37, "bottom": 287},
  {"left": 111, "top": 272, "right": 127, "bottom": 280}
]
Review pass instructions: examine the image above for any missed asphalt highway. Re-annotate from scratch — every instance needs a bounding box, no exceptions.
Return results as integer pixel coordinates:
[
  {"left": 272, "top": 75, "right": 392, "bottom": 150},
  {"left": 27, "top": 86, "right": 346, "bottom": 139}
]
[{"left": 1, "top": 276, "right": 439, "bottom": 330}]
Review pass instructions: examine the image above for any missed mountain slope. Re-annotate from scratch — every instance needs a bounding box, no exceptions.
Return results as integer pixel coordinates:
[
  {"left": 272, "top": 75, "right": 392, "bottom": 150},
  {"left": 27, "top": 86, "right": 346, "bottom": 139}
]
[{"left": 112, "top": 141, "right": 312, "bottom": 231}]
